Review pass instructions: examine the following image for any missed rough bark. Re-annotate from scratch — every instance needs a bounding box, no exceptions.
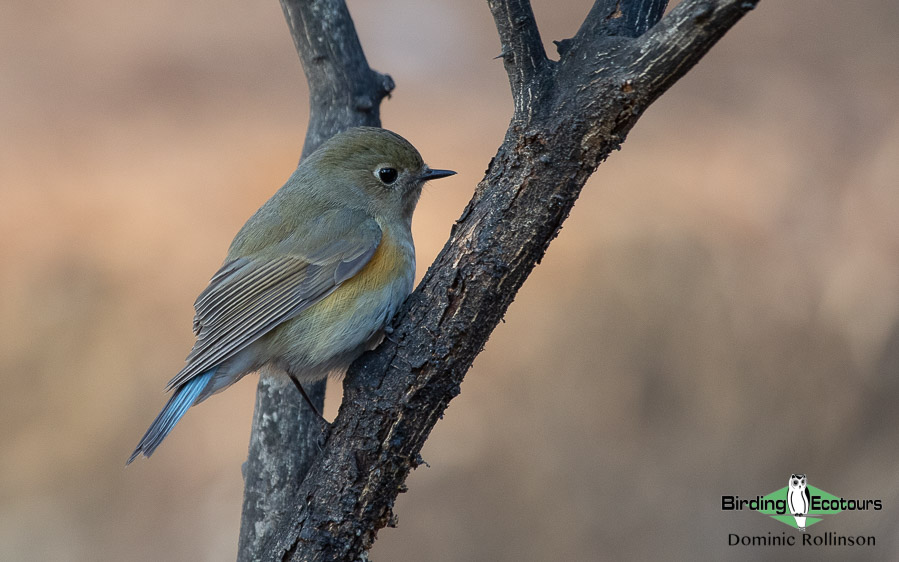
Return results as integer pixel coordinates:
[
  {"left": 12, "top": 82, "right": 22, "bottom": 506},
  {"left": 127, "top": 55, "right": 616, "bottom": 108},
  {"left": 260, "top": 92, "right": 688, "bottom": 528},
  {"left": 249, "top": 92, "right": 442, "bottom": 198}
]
[
  {"left": 237, "top": 1, "right": 393, "bottom": 559},
  {"left": 240, "top": 0, "right": 760, "bottom": 560}
]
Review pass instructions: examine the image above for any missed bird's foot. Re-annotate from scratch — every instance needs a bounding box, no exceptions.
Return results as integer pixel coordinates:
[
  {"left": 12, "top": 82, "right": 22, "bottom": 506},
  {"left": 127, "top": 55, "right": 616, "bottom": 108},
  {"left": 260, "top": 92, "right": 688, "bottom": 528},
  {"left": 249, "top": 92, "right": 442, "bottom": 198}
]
[
  {"left": 312, "top": 414, "right": 331, "bottom": 452},
  {"left": 383, "top": 324, "right": 398, "bottom": 344}
]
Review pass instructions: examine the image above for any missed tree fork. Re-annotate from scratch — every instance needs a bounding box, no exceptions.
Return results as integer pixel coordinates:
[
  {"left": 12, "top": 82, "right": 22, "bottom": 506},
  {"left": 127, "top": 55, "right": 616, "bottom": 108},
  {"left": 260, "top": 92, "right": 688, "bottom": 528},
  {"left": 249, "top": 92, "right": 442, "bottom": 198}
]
[{"left": 236, "top": 0, "right": 760, "bottom": 560}]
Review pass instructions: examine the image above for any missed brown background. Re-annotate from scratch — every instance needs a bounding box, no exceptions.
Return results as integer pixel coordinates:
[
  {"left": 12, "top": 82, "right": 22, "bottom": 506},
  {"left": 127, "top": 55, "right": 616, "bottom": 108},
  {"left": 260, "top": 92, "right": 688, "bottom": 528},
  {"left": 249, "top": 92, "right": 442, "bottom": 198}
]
[{"left": 2, "top": 1, "right": 898, "bottom": 560}]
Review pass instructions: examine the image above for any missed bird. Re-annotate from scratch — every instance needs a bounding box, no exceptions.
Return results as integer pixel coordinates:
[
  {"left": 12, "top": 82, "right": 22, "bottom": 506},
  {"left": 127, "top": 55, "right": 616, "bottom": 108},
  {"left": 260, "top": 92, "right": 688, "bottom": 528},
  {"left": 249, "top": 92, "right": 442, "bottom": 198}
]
[{"left": 127, "top": 127, "right": 455, "bottom": 463}]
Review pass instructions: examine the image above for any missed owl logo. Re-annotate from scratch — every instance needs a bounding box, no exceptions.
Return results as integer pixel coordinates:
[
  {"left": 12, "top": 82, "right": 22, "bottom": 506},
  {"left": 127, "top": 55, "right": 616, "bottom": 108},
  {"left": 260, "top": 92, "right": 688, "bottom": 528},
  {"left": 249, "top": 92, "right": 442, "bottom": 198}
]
[{"left": 787, "top": 473, "right": 810, "bottom": 531}]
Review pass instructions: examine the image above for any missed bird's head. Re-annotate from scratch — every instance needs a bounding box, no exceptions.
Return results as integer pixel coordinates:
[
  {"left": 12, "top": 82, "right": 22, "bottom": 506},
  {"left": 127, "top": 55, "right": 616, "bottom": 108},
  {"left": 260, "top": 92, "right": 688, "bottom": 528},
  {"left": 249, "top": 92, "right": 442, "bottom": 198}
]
[{"left": 311, "top": 127, "right": 455, "bottom": 222}]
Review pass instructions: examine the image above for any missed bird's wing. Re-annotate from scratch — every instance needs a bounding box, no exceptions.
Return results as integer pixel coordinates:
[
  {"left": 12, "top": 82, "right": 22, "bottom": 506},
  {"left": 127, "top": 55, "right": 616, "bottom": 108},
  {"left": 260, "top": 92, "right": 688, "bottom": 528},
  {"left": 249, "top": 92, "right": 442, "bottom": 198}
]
[{"left": 164, "top": 210, "right": 382, "bottom": 391}]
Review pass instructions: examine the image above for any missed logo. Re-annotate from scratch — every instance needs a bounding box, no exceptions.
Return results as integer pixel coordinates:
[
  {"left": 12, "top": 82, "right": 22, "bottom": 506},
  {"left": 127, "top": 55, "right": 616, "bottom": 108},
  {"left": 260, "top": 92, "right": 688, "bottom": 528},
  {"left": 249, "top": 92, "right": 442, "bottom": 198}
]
[{"left": 721, "top": 473, "right": 882, "bottom": 547}]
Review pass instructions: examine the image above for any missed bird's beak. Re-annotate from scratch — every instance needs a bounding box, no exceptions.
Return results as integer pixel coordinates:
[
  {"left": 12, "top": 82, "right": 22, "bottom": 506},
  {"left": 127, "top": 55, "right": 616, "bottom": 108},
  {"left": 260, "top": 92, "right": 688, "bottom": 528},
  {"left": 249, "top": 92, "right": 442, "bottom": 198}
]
[{"left": 420, "top": 168, "right": 456, "bottom": 181}]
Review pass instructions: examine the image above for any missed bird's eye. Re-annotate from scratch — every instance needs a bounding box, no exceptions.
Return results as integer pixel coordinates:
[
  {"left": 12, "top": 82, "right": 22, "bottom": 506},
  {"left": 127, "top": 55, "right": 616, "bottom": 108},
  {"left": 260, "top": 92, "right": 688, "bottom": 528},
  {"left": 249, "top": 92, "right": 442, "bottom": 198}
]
[{"left": 377, "top": 167, "right": 398, "bottom": 185}]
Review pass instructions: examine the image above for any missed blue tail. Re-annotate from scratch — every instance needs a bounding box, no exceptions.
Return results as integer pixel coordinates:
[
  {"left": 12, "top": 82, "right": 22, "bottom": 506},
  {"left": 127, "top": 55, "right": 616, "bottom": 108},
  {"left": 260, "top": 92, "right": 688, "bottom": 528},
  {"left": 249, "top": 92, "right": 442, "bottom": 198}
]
[{"left": 127, "top": 369, "right": 216, "bottom": 464}]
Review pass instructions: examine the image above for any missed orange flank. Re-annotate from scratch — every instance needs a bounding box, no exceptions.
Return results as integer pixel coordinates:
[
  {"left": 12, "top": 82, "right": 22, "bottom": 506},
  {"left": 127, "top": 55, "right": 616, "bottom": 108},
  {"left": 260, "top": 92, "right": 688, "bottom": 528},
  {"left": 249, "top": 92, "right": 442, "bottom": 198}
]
[
  {"left": 262, "top": 225, "right": 413, "bottom": 369},
  {"left": 339, "top": 228, "right": 410, "bottom": 296},
  {"left": 308, "top": 226, "right": 411, "bottom": 320}
]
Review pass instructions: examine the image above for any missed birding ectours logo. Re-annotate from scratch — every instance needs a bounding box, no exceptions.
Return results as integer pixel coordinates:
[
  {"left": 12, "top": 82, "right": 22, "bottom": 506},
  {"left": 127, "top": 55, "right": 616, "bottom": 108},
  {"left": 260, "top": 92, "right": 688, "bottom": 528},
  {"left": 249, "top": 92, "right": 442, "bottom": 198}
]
[
  {"left": 721, "top": 474, "right": 882, "bottom": 548},
  {"left": 787, "top": 473, "right": 810, "bottom": 531}
]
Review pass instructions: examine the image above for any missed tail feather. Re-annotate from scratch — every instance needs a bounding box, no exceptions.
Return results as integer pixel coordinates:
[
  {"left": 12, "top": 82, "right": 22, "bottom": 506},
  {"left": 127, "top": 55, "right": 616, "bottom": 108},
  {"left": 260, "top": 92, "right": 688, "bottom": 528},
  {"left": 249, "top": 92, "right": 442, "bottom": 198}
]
[{"left": 127, "top": 369, "right": 216, "bottom": 464}]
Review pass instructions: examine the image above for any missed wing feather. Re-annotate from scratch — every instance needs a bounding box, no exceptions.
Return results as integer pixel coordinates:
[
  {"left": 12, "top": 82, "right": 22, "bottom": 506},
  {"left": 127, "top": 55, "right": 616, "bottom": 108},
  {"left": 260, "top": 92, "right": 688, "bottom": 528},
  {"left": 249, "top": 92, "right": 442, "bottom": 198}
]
[{"left": 166, "top": 211, "right": 381, "bottom": 391}]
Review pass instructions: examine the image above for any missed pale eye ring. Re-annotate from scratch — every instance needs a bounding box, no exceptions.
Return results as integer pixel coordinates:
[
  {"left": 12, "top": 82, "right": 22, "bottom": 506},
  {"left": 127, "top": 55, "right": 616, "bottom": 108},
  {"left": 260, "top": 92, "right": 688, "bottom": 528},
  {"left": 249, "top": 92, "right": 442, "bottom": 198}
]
[{"left": 376, "top": 167, "right": 398, "bottom": 185}]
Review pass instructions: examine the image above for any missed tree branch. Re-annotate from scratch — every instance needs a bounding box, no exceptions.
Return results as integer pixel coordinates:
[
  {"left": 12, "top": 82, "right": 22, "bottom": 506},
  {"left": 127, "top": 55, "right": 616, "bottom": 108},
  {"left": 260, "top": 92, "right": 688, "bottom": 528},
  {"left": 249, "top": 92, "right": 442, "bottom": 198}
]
[
  {"left": 626, "top": 0, "right": 757, "bottom": 96},
  {"left": 577, "top": 0, "right": 668, "bottom": 42},
  {"left": 238, "top": 376, "right": 325, "bottom": 561},
  {"left": 280, "top": 0, "right": 395, "bottom": 159},
  {"left": 237, "top": 1, "right": 393, "bottom": 560},
  {"left": 263, "top": 0, "right": 758, "bottom": 560},
  {"left": 487, "top": 0, "right": 550, "bottom": 121}
]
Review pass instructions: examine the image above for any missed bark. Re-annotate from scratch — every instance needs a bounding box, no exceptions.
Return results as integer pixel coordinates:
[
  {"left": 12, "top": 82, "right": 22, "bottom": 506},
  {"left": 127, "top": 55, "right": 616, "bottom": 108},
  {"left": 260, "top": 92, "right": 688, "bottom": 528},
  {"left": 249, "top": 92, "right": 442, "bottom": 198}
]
[{"left": 239, "top": 0, "right": 760, "bottom": 560}]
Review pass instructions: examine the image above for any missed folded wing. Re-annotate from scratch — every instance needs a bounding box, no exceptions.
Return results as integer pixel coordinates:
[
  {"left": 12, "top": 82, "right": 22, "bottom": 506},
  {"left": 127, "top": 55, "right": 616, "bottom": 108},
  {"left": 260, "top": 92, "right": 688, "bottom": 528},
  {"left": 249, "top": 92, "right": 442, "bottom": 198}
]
[{"left": 165, "top": 210, "right": 382, "bottom": 391}]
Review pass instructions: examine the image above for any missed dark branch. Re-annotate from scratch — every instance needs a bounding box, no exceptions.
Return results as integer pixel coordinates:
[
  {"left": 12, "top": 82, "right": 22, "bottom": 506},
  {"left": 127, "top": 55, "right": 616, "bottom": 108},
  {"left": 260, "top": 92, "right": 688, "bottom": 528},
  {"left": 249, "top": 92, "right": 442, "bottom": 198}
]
[
  {"left": 280, "top": 0, "right": 394, "bottom": 159},
  {"left": 560, "top": 0, "right": 758, "bottom": 119},
  {"left": 626, "top": 0, "right": 758, "bottom": 96},
  {"left": 575, "top": 0, "right": 669, "bottom": 42},
  {"left": 487, "top": 0, "right": 550, "bottom": 121},
  {"left": 268, "top": 0, "right": 759, "bottom": 560},
  {"left": 238, "top": 377, "right": 325, "bottom": 562},
  {"left": 237, "top": 1, "right": 392, "bottom": 560}
]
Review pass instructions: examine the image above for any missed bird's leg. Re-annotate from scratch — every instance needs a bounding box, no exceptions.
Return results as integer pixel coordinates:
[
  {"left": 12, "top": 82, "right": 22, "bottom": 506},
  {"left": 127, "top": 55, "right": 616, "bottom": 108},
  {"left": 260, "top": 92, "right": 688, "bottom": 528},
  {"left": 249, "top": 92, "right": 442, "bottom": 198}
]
[{"left": 288, "top": 374, "right": 327, "bottom": 423}]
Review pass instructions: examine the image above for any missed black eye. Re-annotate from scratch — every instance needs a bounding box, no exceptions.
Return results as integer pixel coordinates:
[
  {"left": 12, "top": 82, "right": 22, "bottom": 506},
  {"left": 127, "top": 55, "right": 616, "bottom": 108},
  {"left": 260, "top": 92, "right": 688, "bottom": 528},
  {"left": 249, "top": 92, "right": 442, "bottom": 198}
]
[{"left": 377, "top": 167, "right": 398, "bottom": 184}]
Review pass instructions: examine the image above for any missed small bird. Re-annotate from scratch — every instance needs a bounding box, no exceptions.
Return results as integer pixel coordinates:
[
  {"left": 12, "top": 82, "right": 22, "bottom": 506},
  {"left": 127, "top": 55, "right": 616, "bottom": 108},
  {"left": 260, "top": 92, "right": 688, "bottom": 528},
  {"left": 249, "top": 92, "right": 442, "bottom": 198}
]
[{"left": 128, "top": 127, "right": 455, "bottom": 463}]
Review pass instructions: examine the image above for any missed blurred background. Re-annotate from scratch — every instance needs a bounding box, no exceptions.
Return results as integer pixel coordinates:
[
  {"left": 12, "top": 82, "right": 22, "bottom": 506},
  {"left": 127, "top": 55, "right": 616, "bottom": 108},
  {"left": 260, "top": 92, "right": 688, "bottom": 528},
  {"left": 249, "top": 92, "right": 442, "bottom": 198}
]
[{"left": 2, "top": 1, "right": 898, "bottom": 560}]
